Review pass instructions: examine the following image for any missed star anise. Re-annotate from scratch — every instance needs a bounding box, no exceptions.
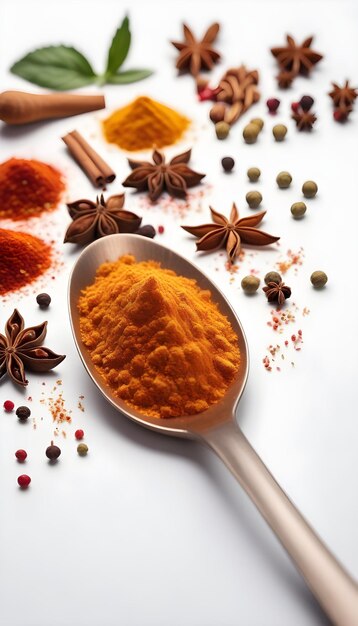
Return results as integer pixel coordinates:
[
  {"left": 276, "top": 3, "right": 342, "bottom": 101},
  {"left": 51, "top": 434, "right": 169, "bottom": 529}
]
[
  {"left": 182, "top": 204, "right": 280, "bottom": 263},
  {"left": 171, "top": 23, "right": 221, "bottom": 76},
  {"left": 0, "top": 309, "right": 65, "bottom": 387},
  {"left": 292, "top": 109, "right": 317, "bottom": 130},
  {"left": 122, "top": 149, "right": 205, "bottom": 202},
  {"left": 64, "top": 194, "right": 142, "bottom": 245},
  {"left": 328, "top": 80, "right": 358, "bottom": 108},
  {"left": 271, "top": 35, "right": 323, "bottom": 87},
  {"left": 263, "top": 281, "right": 291, "bottom": 305}
]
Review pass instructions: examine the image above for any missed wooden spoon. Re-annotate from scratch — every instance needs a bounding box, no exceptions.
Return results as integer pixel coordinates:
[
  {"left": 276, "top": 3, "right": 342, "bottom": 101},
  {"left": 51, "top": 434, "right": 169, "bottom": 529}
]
[{"left": 0, "top": 90, "right": 105, "bottom": 125}]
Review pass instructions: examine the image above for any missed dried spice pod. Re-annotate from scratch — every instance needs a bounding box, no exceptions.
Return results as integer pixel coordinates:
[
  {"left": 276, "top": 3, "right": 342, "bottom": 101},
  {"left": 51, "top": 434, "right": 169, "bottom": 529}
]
[
  {"left": 64, "top": 194, "right": 142, "bottom": 245},
  {"left": 292, "top": 109, "right": 317, "bottom": 131},
  {"left": 329, "top": 80, "right": 357, "bottom": 122},
  {"left": 263, "top": 281, "right": 291, "bottom": 305},
  {"left": 213, "top": 65, "right": 260, "bottom": 128},
  {"left": 0, "top": 309, "right": 65, "bottom": 387},
  {"left": 271, "top": 35, "right": 323, "bottom": 88},
  {"left": 182, "top": 204, "right": 279, "bottom": 263},
  {"left": 171, "top": 23, "right": 221, "bottom": 76},
  {"left": 123, "top": 149, "right": 205, "bottom": 201}
]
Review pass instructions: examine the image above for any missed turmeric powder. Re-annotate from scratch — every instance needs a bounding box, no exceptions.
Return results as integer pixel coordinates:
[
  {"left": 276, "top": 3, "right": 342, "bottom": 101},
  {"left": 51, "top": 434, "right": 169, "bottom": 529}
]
[
  {"left": 102, "top": 96, "right": 190, "bottom": 151},
  {"left": 78, "top": 255, "right": 240, "bottom": 418}
]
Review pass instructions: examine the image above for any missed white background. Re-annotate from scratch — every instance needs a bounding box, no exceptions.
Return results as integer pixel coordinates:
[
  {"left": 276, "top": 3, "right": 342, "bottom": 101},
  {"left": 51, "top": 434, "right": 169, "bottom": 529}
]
[{"left": 0, "top": 1, "right": 357, "bottom": 625}]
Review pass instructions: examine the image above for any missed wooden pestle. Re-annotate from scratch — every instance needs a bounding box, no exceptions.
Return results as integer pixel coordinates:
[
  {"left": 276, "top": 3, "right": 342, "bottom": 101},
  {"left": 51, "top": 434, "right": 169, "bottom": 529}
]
[{"left": 0, "top": 90, "right": 105, "bottom": 125}]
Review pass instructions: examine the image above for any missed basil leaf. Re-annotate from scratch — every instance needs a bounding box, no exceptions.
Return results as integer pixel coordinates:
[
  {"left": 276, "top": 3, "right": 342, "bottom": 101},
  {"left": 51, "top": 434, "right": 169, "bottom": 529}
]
[
  {"left": 107, "top": 69, "right": 153, "bottom": 84},
  {"left": 106, "top": 16, "right": 131, "bottom": 76},
  {"left": 10, "top": 46, "right": 97, "bottom": 90}
]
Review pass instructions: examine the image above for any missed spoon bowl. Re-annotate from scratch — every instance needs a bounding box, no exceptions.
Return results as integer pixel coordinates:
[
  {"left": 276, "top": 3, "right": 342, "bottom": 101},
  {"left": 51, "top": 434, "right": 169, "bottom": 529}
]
[
  {"left": 68, "top": 233, "right": 249, "bottom": 438},
  {"left": 68, "top": 233, "right": 358, "bottom": 626}
]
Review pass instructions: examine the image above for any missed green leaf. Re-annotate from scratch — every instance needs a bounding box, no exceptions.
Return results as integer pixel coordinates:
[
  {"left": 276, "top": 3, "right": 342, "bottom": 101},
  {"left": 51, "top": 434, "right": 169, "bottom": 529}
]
[
  {"left": 107, "top": 69, "right": 153, "bottom": 84},
  {"left": 10, "top": 45, "right": 97, "bottom": 90},
  {"left": 105, "top": 16, "right": 131, "bottom": 76}
]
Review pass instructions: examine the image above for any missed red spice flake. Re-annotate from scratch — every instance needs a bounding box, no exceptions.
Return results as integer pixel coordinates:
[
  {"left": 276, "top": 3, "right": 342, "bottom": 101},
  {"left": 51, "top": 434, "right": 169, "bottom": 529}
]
[
  {"left": 47, "top": 389, "right": 72, "bottom": 425},
  {"left": 267, "top": 306, "right": 297, "bottom": 333},
  {"left": 137, "top": 184, "right": 212, "bottom": 220},
  {"left": 263, "top": 355, "right": 272, "bottom": 371},
  {"left": 276, "top": 248, "right": 304, "bottom": 275}
]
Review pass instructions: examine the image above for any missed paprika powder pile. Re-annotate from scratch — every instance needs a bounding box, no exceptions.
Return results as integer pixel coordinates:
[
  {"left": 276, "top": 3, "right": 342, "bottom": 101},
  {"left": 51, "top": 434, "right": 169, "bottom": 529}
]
[
  {"left": 0, "top": 158, "right": 64, "bottom": 220},
  {"left": 79, "top": 254, "right": 240, "bottom": 418},
  {"left": 0, "top": 228, "right": 52, "bottom": 295}
]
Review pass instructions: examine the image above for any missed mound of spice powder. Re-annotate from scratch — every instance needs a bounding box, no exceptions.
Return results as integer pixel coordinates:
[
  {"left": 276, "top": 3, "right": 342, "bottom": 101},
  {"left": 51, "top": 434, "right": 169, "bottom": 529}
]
[
  {"left": 102, "top": 96, "right": 190, "bottom": 151},
  {"left": 0, "top": 158, "right": 64, "bottom": 220},
  {"left": 0, "top": 228, "right": 52, "bottom": 295},
  {"left": 78, "top": 254, "right": 240, "bottom": 418}
]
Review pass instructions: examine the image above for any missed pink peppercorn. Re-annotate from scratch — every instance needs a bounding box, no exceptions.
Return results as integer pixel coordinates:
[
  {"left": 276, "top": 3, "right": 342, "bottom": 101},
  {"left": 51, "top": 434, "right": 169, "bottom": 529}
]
[
  {"left": 333, "top": 109, "right": 348, "bottom": 122},
  {"left": 291, "top": 102, "right": 300, "bottom": 113},
  {"left": 15, "top": 449, "right": 27, "bottom": 462},
  {"left": 75, "top": 429, "right": 84, "bottom": 440},
  {"left": 3, "top": 400, "right": 14, "bottom": 412},
  {"left": 17, "top": 474, "right": 31, "bottom": 488},
  {"left": 158, "top": 225, "right": 164, "bottom": 234},
  {"left": 266, "top": 98, "right": 280, "bottom": 113}
]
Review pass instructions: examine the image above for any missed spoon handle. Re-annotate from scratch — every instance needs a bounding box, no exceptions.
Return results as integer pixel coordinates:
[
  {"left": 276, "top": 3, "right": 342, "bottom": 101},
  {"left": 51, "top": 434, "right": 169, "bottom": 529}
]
[{"left": 199, "top": 420, "right": 358, "bottom": 626}]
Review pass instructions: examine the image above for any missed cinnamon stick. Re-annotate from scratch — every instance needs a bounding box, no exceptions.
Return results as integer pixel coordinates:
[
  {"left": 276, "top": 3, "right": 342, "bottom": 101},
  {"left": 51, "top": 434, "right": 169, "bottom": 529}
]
[{"left": 62, "top": 130, "right": 115, "bottom": 188}]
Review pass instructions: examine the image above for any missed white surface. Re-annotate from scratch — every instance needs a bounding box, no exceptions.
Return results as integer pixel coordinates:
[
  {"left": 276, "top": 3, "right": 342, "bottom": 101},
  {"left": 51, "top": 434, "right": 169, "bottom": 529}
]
[{"left": 0, "top": 1, "right": 357, "bottom": 625}]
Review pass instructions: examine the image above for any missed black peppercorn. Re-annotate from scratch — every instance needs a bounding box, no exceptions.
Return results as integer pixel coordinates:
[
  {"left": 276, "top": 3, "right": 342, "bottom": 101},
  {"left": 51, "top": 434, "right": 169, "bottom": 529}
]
[
  {"left": 135, "top": 225, "right": 156, "bottom": 239},
  {"left": 221, "top": 157, "right": 235, "bottom": 172},
  {"left": 299, "top": 95, "right": 314, "bottom": 112},
  {"left": 16, "top": 406, "right": 31, "bottom": 421},
  {"left": 36, "top": 293, "right": 51, "bottom": 308},
  {"left": 46, "top": 441, "right": 61, "bottom": 461}
]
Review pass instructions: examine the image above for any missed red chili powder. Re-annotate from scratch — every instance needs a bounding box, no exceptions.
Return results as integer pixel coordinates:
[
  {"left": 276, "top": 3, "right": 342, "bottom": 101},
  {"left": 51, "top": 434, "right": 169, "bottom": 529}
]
[
  {"left": 0, "top": 158, "right": 64, "bottom": 220},
  {"left": 0, "top": 228, "right": 52, "bottom": 295}
]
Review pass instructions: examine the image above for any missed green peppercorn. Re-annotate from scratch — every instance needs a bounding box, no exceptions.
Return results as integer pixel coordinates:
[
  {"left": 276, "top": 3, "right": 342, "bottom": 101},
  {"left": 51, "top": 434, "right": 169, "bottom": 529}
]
[
  {"left": 221, "top": 157, "right": 235, "bottom": 172},
  {"left": 302, "top": 180, "right": 318, "bottom": 198},
  {"left": 272, "top": 124, "right": 287, "bottom": 141},
  {"left": 264, "top": 271, "right": 282, "bottom": 285},
  {"left": 243, "top": 123, "right": 259, "bottom": 144},
  {"left": 215, "top": 121, "right": 230, "bottom": 140},
  {"left": 77, "top": 443, "right": 89, "bottom": 456},
  {"left": 241, "top": 275, "right": 260, "bottom": 294},
  {"left": 247, "top": 167, "right": 261, "bottom": 182},
  {"left": 310, "top": 270, "right": 328, "bottom": 288},
  {"left": 246, "top": 191, "right": 262, "bottom": 209},
  {"left": 276, "top": 171, "right": 292, "bottom": 188},
  {"left": 291, "top": 202, "right": 307, "bottom": 218},
  {"left": 250, "top": 118, "right": 264, "bottom": 131}
]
